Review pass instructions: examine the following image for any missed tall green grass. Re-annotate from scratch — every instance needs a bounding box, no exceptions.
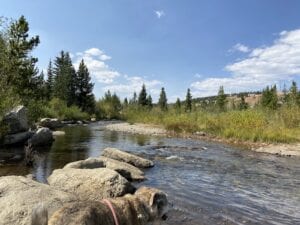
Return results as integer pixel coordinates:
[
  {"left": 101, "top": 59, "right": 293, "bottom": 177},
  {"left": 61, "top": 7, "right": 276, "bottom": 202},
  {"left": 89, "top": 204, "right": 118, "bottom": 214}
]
[{"left": 123, "top": 106, "right": 300, "bottom": 143}]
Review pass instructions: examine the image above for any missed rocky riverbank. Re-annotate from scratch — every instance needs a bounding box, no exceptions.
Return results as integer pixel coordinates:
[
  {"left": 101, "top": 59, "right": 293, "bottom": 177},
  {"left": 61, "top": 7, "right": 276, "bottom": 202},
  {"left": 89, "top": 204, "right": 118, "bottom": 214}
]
[
  {"left": 105, "top": 122, "right": 300, "bottom": 157},
  {"left": 0, "top": 148, "right": 156, "bottom": 224}
]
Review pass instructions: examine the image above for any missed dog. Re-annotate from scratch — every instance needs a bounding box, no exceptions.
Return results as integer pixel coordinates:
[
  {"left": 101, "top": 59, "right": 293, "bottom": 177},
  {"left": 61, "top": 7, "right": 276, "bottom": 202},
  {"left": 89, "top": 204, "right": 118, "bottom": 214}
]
[{"left": 32, "top": 186, "right": 168, "bottom": 225}]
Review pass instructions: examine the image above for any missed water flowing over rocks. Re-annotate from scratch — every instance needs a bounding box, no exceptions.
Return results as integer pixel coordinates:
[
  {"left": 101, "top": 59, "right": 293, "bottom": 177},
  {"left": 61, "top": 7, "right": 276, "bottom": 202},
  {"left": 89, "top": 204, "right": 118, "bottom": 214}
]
[
  {"left": 0, "top": 176, "right": 76, "bottom": 225},
  {"left": 102, "top": 147, "right": 154, "bottom": 168},
  {"left": 47, "top": 168, "right": 136, "bottom": 201}
]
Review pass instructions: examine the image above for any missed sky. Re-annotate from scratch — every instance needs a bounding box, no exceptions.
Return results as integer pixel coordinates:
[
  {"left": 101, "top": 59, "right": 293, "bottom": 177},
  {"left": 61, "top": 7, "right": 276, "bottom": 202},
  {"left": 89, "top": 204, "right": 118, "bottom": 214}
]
[{"left": 1, "top": 0, "right": 300, "bottom": 102}]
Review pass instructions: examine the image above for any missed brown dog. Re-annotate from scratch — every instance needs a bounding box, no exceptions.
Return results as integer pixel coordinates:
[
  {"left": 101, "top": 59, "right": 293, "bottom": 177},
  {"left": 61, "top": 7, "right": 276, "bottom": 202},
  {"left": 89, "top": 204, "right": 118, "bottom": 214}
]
[{"left": 32, "top": 186, "right": 168, "bottom": 225}]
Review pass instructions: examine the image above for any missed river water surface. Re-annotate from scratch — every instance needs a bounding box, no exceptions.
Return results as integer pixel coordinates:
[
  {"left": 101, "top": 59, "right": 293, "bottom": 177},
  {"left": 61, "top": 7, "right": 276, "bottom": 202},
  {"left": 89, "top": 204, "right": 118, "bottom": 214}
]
[{"left": 0, "top": 122, "right": 299, "bottom": 225}]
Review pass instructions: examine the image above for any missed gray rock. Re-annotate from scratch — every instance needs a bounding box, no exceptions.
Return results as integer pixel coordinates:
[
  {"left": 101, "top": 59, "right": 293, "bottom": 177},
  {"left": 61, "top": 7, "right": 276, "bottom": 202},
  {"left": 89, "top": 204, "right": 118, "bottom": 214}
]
[
  {"left": 63, "top": 157, "right": 145, "bottom": 181},
  {"left": 28, "top": 127, "right": 54, "bottom": 146},
  {"left": 0, "top": 176, "right": 76, "bottom": 225},
  {"left": 40, "top": 118, "right": 63, "bottom": 130},
  {"left": 102, "top": 147, "right": 154, "bottom": 168},
  {"left": 3, "top": 131, "right": 33, "bottom": 145},
  {"left": 48, "top": 168, "right": 135, "bottom": 201},
  {"left": 2, "top": 105, "right": 28, "bottom": 134}
]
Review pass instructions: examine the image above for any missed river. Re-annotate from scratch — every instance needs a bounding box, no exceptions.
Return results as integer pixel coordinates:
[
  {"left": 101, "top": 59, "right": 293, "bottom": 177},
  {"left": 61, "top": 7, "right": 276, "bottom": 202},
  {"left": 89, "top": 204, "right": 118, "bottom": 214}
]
[{"left": 0, "top": 122, "right": 299, "bottom": 225}]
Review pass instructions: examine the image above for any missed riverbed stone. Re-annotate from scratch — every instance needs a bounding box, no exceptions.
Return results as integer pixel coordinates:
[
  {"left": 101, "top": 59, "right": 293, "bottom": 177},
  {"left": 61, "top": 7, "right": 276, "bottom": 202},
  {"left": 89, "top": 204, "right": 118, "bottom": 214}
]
[
  {"left": 3, "top": 131, "right": 33, "bottom": 145},
  {"left": 40, "top": 118, "right": 63, "bottom": 130},
  {"left": 102, "top": 147, "right": 154, "bottom": 168},
  {"left": 0, "top": 176, "right": 76, "bottom": 225},
  {"left": 2, "top": 105, "right": 29, "bottom": 134},
  {"left": 63, "top": 157, "right": 145, "bottom": 181},
  {"left": 48, "top": 168, "right": 135, "bottom": 201},
  {"left": 28, "top": 127, "right": 54, "bottom": 146}
]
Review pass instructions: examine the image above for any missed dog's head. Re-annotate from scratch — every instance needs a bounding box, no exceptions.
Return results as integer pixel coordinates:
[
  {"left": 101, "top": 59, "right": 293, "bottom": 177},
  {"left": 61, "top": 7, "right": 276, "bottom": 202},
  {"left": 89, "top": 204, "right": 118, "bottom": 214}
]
[{"left": 135, "top": 186, "right": 169, "bottom": 221}]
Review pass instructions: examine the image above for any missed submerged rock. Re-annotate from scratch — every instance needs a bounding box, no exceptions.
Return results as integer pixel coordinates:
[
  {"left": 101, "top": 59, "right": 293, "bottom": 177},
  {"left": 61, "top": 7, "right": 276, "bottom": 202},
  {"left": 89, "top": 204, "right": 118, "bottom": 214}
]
[
  {"left": 28, "top": 127, "right": 54, "bottom": 146},
  {"left": 102, "top": 147, "right": 154, "bottom": 168},
  {"left": 3, "top": 105, "right": 29, "bottom": 134},
  {"left": 48, "top": 168, "right": 135, "bottom": 201},
  {"left": 39, "top": 118, "right": 63, "bottom": 130},
  {"left": 0, "top": 176, "right": 76, "bottom": 225}
]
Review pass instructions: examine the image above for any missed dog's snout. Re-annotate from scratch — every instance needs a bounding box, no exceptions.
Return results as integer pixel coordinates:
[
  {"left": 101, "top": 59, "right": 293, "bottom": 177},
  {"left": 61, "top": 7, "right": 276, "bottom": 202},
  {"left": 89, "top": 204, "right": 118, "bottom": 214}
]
[{"left": 162, "top": 214, "right": 168, "bottom": 220}]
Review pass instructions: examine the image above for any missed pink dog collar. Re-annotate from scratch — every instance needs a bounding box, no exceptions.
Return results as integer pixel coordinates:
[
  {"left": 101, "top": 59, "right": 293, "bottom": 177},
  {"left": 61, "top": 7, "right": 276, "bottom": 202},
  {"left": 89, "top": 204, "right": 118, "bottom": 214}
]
[{"left": 102, "top": 199, "right": 120, "bottom": 225}]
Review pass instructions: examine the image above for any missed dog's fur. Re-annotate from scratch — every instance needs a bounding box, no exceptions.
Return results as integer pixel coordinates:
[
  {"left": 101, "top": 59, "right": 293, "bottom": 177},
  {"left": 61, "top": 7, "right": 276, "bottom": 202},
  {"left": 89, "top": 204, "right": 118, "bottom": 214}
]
[{"left": 31, "top": 186, "right": 168, "bottom": 225}]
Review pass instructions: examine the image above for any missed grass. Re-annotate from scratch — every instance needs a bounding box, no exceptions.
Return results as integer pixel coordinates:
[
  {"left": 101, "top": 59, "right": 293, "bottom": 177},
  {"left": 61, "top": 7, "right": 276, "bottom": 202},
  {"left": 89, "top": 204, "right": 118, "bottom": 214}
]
[{"left": 123, "top": 106, "right": 300, "bottom": 143}]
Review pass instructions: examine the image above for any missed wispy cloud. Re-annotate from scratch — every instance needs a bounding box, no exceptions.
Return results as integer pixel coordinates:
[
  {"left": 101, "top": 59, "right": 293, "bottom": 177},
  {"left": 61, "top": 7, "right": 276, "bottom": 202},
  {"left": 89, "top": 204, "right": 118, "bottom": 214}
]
[
  {"left": 230, "top": 43, "right": 250, "bottom": 53},
  {"left": 191, "top": 29, "right": 300, "bottom": 96},
  {"left": 154, "top": 10, "right": 165, "bottom": 19},
  {"left": 73, "top": 48, "right": 119, "bottom": 84}
]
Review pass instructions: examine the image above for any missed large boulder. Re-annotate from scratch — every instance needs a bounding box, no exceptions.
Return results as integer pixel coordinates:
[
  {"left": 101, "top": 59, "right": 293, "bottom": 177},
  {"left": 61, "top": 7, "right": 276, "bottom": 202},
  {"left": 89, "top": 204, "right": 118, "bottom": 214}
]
[
  {"left": 28, "top": 127, "right": 54, "bottom": 146},
  {"left": 0, "top": 176, "right": 76, "bottom": 225},
  {"left": 39, "top": 118, "right": 63, "bottom": 130},
  {"left": 63, "top": 157, "right": 145, "bottom": 181},
  {"left": 3, "top": 131, "right": 33, "bottom": 145},
  {"left": 48, "top": 168, "right": 135, "bottom": 201},
  {"left": 2, "top": 105, "right": 29, "bottom": 134},
  {"left": 102, "top": 147, "right": 154, "bottom": 168}
]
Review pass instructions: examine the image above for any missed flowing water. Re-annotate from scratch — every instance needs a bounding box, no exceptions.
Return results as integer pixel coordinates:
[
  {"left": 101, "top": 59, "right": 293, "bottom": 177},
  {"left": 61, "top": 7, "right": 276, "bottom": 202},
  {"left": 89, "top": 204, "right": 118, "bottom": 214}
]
[{"left": 0, "top": 122, "right": 299, "bottom": 225}]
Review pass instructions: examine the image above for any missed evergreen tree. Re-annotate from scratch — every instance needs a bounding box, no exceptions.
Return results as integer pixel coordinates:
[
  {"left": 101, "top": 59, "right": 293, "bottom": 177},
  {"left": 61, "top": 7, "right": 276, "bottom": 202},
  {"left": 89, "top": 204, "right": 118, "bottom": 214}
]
[
  {"left": 185, "top": 88, "right": 192, "bottom": 112},
  {"left": 261, "top": 85, "right": 278, "bottom": 109},
  {"left": 216, "top": 86, "right": 227, "bottom": 111},
  {"left": 123, "top": 97, "right": 129, "bottom": 108},
  {"left": 175, "top": 98, "right": 181, "bottom": 113},
  {"left": 287, "top": 81, "right": 300, "bottom": 106},
  {"left": 130, "top": 92, "right": 137, "bottom": 105},
  {"left": 138, "top": 84, "right": 148, "bottom": 106},
  {"left": 76, "top": 59, "right": 95, "bottom": 114},
  {"left": 53, "top": 51, "right": 77, "bottom": 106},
  {"left": 5, "top": 16, "right": 40, "bottom": 104},
  {"left": 146, "top": 95, "right": 153, "bottom": 109},
  {"left": 158, "top": 87, "right": 168, "bottom": 111},
  {"left": 46, "top": 60, "right": 54, "bottom": 100},
  {"left": 239, "top": 94, "right": 248, "bottom": 110}
]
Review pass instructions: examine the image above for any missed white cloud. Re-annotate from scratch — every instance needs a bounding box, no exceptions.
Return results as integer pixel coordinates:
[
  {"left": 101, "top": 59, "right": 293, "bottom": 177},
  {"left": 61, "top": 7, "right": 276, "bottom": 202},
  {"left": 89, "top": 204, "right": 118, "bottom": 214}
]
[
  {"left": 73, "top": 48, "right": 119, "bottom": 84},
  {"left": 103, "top": 75, "right": 163, "bottom": 100},
  {"left": 154, "top": 10, "right": 165, "bottom": 19},
  {"left": 191, "top": 29, "right": 300, "bottom": 97},
  {"left": 230, "top": 43, "right": 250, "bottom": 53}
]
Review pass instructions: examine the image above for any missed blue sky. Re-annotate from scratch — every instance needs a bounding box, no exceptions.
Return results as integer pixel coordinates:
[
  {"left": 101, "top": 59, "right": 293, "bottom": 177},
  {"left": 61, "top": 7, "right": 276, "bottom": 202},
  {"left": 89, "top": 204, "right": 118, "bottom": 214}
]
[{"left": 1, "top": 0, "right": 300, "bottom": 102}]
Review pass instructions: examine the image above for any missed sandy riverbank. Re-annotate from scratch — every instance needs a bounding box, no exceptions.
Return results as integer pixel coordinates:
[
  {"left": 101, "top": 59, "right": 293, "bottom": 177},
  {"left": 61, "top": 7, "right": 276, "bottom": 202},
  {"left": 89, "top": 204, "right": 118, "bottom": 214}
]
[{"left": 105, "top": 122, "right": 300, "bottom": 157}]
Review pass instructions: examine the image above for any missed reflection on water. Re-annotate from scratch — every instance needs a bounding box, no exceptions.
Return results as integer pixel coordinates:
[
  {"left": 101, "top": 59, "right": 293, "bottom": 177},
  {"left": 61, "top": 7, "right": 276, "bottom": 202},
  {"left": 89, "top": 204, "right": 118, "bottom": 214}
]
[{"left": 0, "top": 122, "right": 299, "bottom": 225}]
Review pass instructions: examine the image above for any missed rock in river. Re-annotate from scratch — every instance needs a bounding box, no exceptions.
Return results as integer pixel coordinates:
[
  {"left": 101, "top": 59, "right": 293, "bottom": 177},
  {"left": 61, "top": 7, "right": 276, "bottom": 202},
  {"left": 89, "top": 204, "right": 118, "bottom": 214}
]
[
  {"left": 39, "top": 118, "right": 63, "bottom": 130},
  {"left": 102, "top": 147, "right": 154, "bottom": 168},
  {"left": 2, "top": 105, "right": 29, "bottom": 134},
  {"left": 28, "top": 127, "right": 54, "bottom": 146},
  {"left": 48, "top": 168, "right": 135, "bottom": 201},
  {"left": 3, "top": 131, "right": 33, "bottom": 145},
  {"left": 0, "top": 176, "right": 76, "bottom": 225},
  {"left": 64, "top": 157, "right": 145, "bottom": 181}
]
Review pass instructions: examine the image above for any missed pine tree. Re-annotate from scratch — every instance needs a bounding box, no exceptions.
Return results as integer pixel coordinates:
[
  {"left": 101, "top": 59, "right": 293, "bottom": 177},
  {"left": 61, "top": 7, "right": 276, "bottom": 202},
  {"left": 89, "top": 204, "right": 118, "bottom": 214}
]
[
  {"left": 185, "top": 88, "right": 192, "bottom": 112},
  {"left": 158, "top": 87, "right": 168, "bottom": 111},
  {"left": 76, "top": 59, "right": 95, "bottom": 113},
  {"left": 146, "top": 95, "right": 153, "bottom": 109},
  {"left": 46, "top": 60, "right": 54, "bottom": 100},
  {"left": 53, "top": 51, "right": 77, "bottom": 106},
  {"left": 138, "top": 84, "right": 148, "bottom": 106},
  {"left": 287, "top": 81, "right": 300, "bottom": 106},
  {"left": 5, "top": 15, "right": 40, "bottom": 104},
  {"left": 123, "top": 98, "right": 129, "bottom": 108},
  {"left": 261, "top": 85, "right": 278, "bottom": 109},
  {"left": 130, "top": 92, "right": 137, "bottom": 105},
  {"left": 175, "top": 98, "right": 181, "bottom": 113},
  {"left": 216, "top": 86, "right": 227, "bottom": 111},
  {"left": 239, "top": 94, "right": 248, "bottom": 110}
]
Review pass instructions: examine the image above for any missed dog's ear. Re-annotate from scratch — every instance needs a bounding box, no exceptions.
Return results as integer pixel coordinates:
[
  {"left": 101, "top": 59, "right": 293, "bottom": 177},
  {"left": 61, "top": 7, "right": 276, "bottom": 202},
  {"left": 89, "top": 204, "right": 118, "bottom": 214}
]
[{"left": 149, "top": 192, "right": 162, "bottom": 207}]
